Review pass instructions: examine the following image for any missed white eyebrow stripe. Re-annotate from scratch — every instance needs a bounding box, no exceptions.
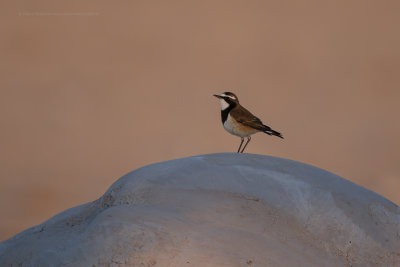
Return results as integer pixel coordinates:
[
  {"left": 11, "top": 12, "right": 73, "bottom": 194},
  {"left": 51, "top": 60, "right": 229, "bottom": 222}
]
[{"left": 220, "top": 94, "right": 236, "bottom": 100}]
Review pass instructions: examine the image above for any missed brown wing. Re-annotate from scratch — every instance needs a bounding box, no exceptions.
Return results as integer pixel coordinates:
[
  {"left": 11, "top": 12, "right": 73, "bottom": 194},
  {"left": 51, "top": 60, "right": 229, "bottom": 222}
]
[{"left": 230, "top": 105, "right": 266, "bottom": 131}]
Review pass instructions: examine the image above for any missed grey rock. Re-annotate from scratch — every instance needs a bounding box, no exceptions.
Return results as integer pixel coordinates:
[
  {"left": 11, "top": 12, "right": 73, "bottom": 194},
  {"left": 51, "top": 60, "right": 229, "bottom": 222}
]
[{"left": 1, "top": 153, "right": 399, "bottom": 266}]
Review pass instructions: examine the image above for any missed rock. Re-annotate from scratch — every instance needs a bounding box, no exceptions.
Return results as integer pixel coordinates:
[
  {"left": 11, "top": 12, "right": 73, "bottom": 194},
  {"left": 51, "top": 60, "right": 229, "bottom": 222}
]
[{"left": 1, "top": 153, "right": 399, "bottom": 266}]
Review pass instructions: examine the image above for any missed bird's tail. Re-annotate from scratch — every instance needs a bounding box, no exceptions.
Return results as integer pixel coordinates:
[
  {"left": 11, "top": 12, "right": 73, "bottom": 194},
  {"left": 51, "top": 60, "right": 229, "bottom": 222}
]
[{"left": 263, "top": 126, "right": 284, "bottom": 139}]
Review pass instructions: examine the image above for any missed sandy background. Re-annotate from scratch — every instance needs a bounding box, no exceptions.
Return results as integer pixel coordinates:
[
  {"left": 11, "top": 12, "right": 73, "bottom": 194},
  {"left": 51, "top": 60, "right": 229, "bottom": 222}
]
[{"left": 1, "top": 0, "right": 399, "bottom": 241}]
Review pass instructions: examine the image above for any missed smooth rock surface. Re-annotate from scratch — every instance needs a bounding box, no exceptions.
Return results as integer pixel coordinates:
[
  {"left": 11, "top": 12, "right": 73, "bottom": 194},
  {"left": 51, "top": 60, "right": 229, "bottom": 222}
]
[{"left": 1, "top": 153, "right": 399, "bottom": 266}]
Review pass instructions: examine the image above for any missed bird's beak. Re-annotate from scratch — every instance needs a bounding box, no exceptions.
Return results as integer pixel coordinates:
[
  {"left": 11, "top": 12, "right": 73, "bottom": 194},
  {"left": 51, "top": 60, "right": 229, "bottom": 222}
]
[{"left": 213, "top": 94, "right": 222, "bottom": 99}]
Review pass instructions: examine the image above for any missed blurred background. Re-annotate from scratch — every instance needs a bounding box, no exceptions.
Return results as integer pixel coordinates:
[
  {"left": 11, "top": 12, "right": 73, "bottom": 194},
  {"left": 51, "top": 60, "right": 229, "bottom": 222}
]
[{"left": 1, "top": 0, "right": 399, "bottom": 241}]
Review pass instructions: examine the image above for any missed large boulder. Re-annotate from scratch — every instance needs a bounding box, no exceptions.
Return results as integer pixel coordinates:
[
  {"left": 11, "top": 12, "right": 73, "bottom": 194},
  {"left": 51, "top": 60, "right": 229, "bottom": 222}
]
[{"left": 1, "top": 153, "right": 399, "bottom": 266}]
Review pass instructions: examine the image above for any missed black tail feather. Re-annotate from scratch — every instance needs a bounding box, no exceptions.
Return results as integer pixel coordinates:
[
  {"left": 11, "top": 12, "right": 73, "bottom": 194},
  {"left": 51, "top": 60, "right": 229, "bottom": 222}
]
[{"left": 264, "top": 126, "right": 284, "bottom": 139}]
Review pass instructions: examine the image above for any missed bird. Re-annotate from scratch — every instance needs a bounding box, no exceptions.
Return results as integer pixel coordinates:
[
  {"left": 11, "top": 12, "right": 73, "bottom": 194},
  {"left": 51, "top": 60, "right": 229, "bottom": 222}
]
[{"left": 213, "top": 92, "right": 283, "bottom": 153}]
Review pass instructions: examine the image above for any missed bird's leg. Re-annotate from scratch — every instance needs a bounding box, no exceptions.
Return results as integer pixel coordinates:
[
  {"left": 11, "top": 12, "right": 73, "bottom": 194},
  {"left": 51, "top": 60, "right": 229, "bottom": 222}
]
[
  {"left": 237, "top": 137, "right": 244, "bottom": 153},
  {"left": 240, "top": 136, "right": 251, "bottom": 153}
]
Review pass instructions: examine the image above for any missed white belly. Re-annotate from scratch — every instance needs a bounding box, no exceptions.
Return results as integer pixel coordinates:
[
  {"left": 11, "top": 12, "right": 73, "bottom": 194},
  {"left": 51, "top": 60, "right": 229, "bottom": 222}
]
[{"left": 223, "top": 114, "right": 259, "bottom": 137}]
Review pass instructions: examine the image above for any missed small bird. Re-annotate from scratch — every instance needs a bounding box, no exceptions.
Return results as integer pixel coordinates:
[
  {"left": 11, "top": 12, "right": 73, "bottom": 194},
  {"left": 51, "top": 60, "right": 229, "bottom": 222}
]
[{"left": 213, "top": 92, "right": 283, "bottom": 153}]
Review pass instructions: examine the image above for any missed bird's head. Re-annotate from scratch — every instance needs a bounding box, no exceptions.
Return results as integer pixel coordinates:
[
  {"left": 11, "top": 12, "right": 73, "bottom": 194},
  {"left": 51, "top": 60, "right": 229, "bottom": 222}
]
[{"left": 213, "top": 92, "right": 239, "bottom": 110}]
